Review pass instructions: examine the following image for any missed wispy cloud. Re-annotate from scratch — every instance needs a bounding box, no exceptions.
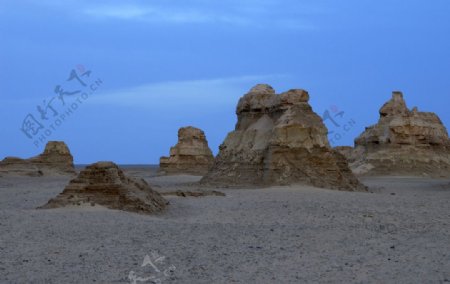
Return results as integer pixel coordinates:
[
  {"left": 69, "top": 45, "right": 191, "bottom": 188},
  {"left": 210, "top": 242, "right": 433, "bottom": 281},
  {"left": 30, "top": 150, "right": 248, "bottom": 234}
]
[
  {"left": 89, "top": 74, "right": 289, "bottom": 108},
  {"left": 78, "top": 1, "right": 323, "bottom": 30},
  {"left": 84, "top": 5, "right": 152, "bottom": 20},
  {"left": 83, "top": 5, "right": 214, "bottom": 23},
  {"left": 82, "top": 4, "right": 255, "bottom": 26},
  {"left": 10, "top": 0, "right": 329, "bottom": 30}
]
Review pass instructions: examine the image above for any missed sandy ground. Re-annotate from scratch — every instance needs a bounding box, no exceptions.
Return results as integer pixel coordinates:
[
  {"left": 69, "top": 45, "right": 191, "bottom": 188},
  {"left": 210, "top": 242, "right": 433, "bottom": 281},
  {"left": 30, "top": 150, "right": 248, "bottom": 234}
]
[{"left": 0, "top": 168, "right": 450, "bottom": 283}]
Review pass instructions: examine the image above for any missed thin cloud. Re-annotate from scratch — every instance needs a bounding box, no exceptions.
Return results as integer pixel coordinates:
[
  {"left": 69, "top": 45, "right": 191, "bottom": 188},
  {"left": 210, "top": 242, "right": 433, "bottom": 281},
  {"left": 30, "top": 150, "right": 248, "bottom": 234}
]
[
  {"left": 83, "top": 5, "right": 254, "bottom": 26},
  {"left": 83, "top": 5, "right": 210, "bottom": 23},
  {"left": 88, "top": 74, "right": 289, "bottom": 108},
  {"left": 80, "top": 2, "right": 321, "bottom": 30},
  {"left": 84, "top": 5, "right": 152, "bottom": 20},
  {"left": 16, "top": 0, "right": 330, "bottom": 30}
]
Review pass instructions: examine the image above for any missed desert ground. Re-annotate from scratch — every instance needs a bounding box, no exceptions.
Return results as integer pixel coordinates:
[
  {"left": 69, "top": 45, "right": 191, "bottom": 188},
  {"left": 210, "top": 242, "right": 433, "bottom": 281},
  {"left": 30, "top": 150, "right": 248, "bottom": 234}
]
[{"left": 0, "top": 166, "right": 449, "bottom": 283}]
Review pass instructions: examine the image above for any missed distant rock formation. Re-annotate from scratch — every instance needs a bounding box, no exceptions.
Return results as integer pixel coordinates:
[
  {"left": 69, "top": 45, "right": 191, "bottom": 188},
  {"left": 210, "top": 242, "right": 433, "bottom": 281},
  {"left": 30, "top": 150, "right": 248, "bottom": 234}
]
[
  {"left": 39, "top": 162, "right": 167, "bottom": 214},
  {"left": 159, "top": 126, "right": 214, "bottom": 175},
  {"left": 201, "top": 84, "right": 366, "bottom": 191},
  {"left": 346, "top": 91, "right": 450, "bottom": 177},
  {"left": 0, "top": 141, "right": 76, "bottom": 176}
]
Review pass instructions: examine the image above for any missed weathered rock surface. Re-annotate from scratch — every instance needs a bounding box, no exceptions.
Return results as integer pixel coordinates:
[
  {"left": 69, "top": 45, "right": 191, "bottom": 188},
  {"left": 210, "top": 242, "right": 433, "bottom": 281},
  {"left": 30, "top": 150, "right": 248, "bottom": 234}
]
[
  {"left": 334, "top": 146, "right": 354, "bottom": 160},
  {"left": 160, "top": 126, "right": 214, "bottom": 175},
  {"left": 347, "top": 92, "right": 450, "bottom": 177},
  {"left": 0, "top": 141, "right": 76, "bottom": 176},
  {"left": 161, "top": 190, "right": 226, "bottom": 197},
  {"left": 39, "top": 162, "right": 167, "bottom": 214},
  {"left": 201, "top": 84, "right": 366, "bottom": 191}
]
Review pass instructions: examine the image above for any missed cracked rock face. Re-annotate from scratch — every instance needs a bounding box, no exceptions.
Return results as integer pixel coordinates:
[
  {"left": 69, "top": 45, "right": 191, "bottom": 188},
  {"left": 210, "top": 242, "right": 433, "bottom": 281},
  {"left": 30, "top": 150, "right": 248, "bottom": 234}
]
[
  {"left": 0, "top": 141, "right": 76, "bottom": 176},
  {"left": 39, "top": 162, "right": 167, "bottom": 214},
  {"left": 201, "top": 84, "right": 366, "bottom": 191},
  {"left": 345, "top": 92, "right": 450, "bottom": 177},
  {"left": 159, "top": 126, "right": 214, "bottom": 175}
]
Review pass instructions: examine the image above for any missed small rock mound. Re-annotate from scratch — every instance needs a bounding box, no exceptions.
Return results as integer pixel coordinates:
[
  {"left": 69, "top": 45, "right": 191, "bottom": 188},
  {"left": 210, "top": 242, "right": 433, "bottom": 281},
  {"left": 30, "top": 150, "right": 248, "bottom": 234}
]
[
  {"left": 39, "top": 162, "right": 167, "bottom": 214},
  {"left": 0, "top": 141, "right": 75, "bottom": 176},
  {"left": 348, "top": 91, "right": 450, "bottom": 177},
  {"left": 159, "top": 126, "right": 214, "bottom": 175},
  {"left": 201, "top": 84, "right": 366, "bottom": 191}
]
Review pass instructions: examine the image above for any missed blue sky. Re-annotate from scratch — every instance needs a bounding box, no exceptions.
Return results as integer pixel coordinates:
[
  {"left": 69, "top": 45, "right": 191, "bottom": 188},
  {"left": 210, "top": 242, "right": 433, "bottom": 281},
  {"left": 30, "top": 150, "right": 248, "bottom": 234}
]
[{"left": 1, "top": 0, "right": 450, "bottom": 164}]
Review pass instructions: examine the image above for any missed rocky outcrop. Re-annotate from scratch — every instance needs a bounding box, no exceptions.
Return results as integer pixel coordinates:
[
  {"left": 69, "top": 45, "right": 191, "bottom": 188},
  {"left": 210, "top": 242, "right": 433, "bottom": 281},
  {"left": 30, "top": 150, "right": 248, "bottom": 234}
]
[
  {"left": 39, "top": 162, "right": 167, "bottom": 214},
  {"left": 334, "top": 146, "right": 354, "bottom": 160},
  {"left": 0, "top": 141, "right": 76, "bottom": 176},
  {"left": 201, "top": 84, "right": 366, "bottom": 191},
  {"left": 348, "top": 91, "right": 450, "bottom": 177},
  {"left": 159, "top": 126, "right": 214, "bottom": 175}
]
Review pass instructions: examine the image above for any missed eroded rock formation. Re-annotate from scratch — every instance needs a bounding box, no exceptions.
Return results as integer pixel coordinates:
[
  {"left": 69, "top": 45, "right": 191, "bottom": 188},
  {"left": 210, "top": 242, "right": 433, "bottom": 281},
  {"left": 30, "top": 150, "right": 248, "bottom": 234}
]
[
  {"left": 334, "top": 146, "right": 354, "bottom": 160},
  {"left": 39, "top": 162, "right": 167, "bottom": 214},
  {"left": 159, "top": 126, "right": 214, "bottom": 175},
  {"left": 0, "top": 141, "right": 76, "bottom": 176},
  {"left": 347, "top": 91, "right": 450, "bottom": 177},
  {"left": 201, "top": 84, "right": 366, "bottom": 191}
]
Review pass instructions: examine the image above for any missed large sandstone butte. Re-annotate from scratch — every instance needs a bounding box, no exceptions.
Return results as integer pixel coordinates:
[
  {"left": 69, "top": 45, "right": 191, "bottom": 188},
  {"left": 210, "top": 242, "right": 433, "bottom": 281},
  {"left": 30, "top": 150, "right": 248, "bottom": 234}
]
[
  {"left": 0, "top": 141, "right": 75, "bottom": 176},
  {"left": 201, "top": 84, "right": 366, "bottom": 191},
  {"left": 159, "top": 126, "right": 214, "bottom": 175},
  {"left": 344, "top": 91, "right": 450, "bottom": 177},
  {"left": 39, "top": 162, "right": 167, "bottom": 214}
]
